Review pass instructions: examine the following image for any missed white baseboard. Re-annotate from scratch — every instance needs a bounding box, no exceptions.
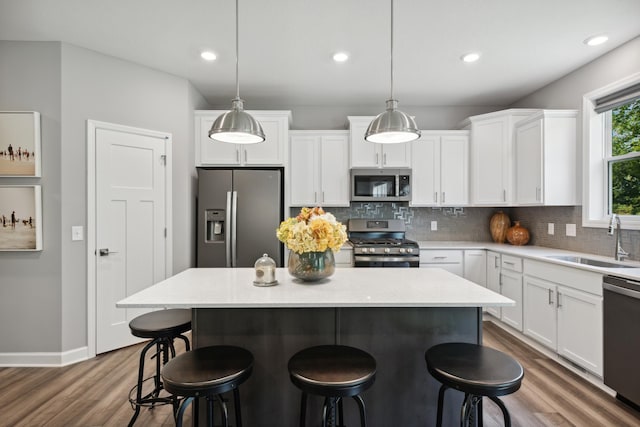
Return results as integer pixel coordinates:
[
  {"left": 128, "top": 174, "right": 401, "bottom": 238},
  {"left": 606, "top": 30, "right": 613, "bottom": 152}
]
[{"left": 0, "top": 346, "right": 89, "bottom": 367}]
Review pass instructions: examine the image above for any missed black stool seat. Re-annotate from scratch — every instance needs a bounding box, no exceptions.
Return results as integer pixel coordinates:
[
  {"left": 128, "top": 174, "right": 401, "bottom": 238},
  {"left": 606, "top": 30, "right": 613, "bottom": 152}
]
[
  {"left": 127, "top": 309, "right": 191, "bottom": 427},
  {"left": 425, "top": 342, "right": 524, "bottom": 427},
  {"left": 161, "top": 345, "right": 253, "bottom": 427},
  {"left": 129, "top": 308, "right": 192, "bottom": 339},
  {"left": 289, "top": 345, "right": 376, "bottom": 427}
]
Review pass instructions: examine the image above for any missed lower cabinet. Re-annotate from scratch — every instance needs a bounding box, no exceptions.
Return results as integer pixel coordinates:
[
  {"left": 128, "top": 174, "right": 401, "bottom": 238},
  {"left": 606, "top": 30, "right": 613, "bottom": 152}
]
[
  {"left": 523, "top": 259, "right": 603, "bottom": 376},
  {"left": 463, "top": 250, "right": 486, "bottom": 286},
  {"left": 499, "top": 255, "right": 523, "bottom": 331},
  {"left": 335, "top": 247, "right": 353, "bottom": 268},
  {"left": 485, "top": 251, "right": 501, "bottom": 317},
  {"left": 419, "top": 249, "right": 463, "bottom": 276}
]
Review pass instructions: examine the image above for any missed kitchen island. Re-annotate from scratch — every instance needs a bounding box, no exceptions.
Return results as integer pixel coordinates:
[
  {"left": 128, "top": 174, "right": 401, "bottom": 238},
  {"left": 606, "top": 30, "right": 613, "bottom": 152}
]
[{"left": 117, "top": 267, "right": 513, "bottom": 426}]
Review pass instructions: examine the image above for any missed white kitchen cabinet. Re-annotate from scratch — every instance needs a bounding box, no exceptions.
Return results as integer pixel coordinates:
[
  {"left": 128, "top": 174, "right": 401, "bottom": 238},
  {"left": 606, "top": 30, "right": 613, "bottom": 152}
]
[
  {"left": 459, "top": 109, "right": 538, "bottom": 205},
  {"left": 411, "top": 131, "right": 469, "bottom": 206},
  {"left": 289, "top": 131, "right": 350, "bottom": 207},
  {"left": 348, "top": 116, "right": 411, "bottom": 168},
  {"left": 419, "top": 249, "right": 463, "bottom": 276},
  {"left": 523, "top": 259, "right": 603, "bottom": 375},
  {"left": 195, "top": 110, "right": 291, "bottom": 166},
  {"left": 499, "top": 254, "right": 523, "bottom": 331},
  {"left": 463, "top": 250, "right": 486, "bottom": 286},
  {"left": 485, "top": 251, "right": 501, "bottom": 317},
  {"left": 335, "top": 246, "right": 353, "bottom": 268},
  {"left": 514, "top": 110, "right": 578, "bottom": 205}
]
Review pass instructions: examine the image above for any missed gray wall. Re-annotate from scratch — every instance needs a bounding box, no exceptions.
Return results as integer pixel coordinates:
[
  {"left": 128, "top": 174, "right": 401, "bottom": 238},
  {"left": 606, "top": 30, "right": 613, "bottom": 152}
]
[{"left": 0, "top": 41, "right": 209, "bottom": 354}]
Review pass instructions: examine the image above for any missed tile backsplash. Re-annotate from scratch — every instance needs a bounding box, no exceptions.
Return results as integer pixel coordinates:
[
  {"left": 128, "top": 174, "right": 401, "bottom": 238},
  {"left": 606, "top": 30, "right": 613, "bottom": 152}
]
[{"left": 291, "top": 204, "right": 639, "bottom": 261}]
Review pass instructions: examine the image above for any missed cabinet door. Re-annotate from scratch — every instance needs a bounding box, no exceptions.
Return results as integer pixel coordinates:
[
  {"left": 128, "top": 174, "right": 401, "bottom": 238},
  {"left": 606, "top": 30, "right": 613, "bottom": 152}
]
[
  {"left": 244, "top": 117, "right": 285, "bottom": 165},
  {"left": 523, "top": 276, "right": 557, "bottom": 349},
  {"left": 440, "top": 135, "right": 468, "bottom": 206},
  {"left": 289, "top": 135, "right": 319, "bottom": 206},
  {"left": 381, "top": 143, "right": 411, "bottom": 168},
  {"left": 515, "top": 119, "right": 543, "bottom": 204},
  {"left": 500, "top": 270, "right": 523, "bottom": 331},
  {"left": 420, "top": 250, "right": 463, "bottom": 276},
  {"left": 198, "top": 116, "right": 242, "bottom": 165},
  {"left": 320, "top": 135, "right": 350, "bottom": 206},
  {"left": 349, "top": 119, "right": 379, "bottom": 167},
  {"left": 470, "top": 118, "right": 508, "bottom": 204},
  {"left": 486, "top": 251, "right": 501, "bottom": 318},
  {"left": 557, "top": 286, "right": 603, "bottom": 375},
  {"left": 410, "top": 136, "right": 439, "bottom": 206},
  {"left": 464, "top": 250, "right": 486, "bottom": 286}
]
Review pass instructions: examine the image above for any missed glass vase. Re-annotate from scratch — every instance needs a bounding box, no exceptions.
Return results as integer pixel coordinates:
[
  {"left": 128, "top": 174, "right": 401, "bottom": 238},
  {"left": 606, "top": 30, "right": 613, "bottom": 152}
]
[{"left": 288, "top": 249, "right": 335, "bottom": 282}]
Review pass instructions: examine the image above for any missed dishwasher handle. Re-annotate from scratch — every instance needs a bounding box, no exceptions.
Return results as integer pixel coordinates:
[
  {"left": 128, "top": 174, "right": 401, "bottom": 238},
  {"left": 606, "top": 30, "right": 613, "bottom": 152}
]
[{"left": 604, "top": 282, "right": 640, "bottom": 300}]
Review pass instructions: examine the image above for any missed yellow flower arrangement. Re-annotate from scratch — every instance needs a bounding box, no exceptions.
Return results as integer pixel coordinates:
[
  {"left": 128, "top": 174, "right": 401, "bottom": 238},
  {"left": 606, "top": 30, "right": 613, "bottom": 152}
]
[{"left": 276, "top": 207, "right": 348, "bottom": 254}]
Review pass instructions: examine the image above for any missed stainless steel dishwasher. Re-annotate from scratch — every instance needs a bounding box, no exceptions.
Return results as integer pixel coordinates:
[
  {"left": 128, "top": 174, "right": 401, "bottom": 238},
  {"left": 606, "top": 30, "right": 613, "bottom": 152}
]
[{"left": 603, "top": 275, "right": 640, "bottom": 409}]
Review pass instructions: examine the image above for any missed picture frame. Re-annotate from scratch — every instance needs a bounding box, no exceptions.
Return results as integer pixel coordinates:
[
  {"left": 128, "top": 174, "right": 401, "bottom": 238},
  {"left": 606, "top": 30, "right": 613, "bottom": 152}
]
[
  {"left": 0, "top": 185, "right": 42, "bottom": 251},
  {"left": 0, "top": 111, "right": 41, "bottom": 177}
]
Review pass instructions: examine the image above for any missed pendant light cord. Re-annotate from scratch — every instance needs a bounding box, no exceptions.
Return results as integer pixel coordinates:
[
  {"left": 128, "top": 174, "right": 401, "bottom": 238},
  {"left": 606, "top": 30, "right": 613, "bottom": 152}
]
[
  {"left": 390, "top": 0, "right": 394, "bottom": 101},
  {"left": 235, "top": 0, "right": 240, "bottom": 100}
]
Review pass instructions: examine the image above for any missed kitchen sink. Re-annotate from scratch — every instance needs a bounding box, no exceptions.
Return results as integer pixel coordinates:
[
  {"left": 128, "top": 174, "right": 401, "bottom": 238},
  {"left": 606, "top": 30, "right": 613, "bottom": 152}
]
[{"left": 545, "top": 255, "right": 637, "bottom": 268}]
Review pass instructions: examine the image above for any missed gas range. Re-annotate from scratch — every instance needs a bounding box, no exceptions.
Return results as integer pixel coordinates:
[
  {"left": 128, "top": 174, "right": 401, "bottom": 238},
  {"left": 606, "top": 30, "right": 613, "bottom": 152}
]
[{"left": 348, "top": 219, "right": 420, "bottom": 267}]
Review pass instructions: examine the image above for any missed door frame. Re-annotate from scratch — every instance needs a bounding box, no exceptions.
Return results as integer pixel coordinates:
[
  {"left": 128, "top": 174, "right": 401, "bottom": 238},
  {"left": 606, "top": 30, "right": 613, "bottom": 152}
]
[{"left": 86, "top": 120, "right": 173, "bottom": 358}]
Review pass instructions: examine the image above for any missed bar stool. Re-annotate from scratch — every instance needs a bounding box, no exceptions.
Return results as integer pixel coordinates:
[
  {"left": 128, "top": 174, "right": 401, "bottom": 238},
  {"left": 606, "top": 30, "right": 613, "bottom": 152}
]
[
  {"left": 288, "top": 345, "right": 376, "bottom": 427},
  {"left": 425, "top": 342, "right": 524, "bottom": 427},
  {"left": 127, "top": 308, "right": 191, "bottom": 427},
  {"left": 161, "top": 345, "right": 254, "bottom": 427}
]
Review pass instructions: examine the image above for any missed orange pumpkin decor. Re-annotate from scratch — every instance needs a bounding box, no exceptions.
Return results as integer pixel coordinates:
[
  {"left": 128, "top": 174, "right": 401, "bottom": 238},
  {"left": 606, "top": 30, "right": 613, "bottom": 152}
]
[
  {"left": 506, "top": 221, "right": 530, "bottom": 246},
  {"left": 489, "top": 211, "right": 511, "bottom": 243}
]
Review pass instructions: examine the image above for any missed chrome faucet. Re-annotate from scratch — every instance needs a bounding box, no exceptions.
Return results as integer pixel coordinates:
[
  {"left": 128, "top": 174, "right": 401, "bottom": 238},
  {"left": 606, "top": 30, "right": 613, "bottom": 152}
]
[{"left": 608, "top": 214, "right": 630, "bottom": 261}]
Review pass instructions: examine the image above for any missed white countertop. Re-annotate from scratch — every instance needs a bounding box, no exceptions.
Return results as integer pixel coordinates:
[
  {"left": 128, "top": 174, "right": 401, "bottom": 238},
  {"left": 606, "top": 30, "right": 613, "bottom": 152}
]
[
  {"left": 418, "top": 241, "right": 640, "bottom": 280},
  {"left": 116, "top": 267, "right": 513, "bottom": 309}
]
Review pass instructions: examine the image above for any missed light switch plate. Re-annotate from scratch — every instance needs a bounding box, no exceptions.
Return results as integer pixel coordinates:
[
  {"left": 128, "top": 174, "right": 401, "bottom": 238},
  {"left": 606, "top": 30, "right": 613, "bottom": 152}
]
[
  {"left": 431, "top": 221, "right": 438, "bottom": 231},
  {"left": 72, "top": 226, "right": 84, "bottom": 241},
  {"left": 548, "top": 223, "right": 554, "bottom": 235},
  {"left": 566, "top": 223, "right": 576, "bottom": 237}
]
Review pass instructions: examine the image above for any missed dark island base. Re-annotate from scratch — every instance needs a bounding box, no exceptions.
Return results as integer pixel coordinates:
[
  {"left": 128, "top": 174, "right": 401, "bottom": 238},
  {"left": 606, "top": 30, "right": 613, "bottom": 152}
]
[{"left": 192, "top": 306, "right": 482, "bottom": 426}]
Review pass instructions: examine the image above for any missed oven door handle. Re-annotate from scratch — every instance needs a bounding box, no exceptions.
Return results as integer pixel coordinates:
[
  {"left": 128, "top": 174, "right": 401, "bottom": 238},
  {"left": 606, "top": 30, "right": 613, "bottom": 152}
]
[
  {"left": 604, "top": 282, "right": 640, "bottom": 300},
  {"left": 354, "top": 255, "right": 421, "bottom": 263}
]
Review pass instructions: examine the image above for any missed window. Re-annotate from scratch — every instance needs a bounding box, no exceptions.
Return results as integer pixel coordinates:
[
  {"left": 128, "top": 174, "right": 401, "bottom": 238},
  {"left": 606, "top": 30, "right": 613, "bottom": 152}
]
[
  {"left": 606, "top": 99, "right": 640, "bottom": 215},
  {"left": 583, "top": 73, "right": 640, "bottom": 230}
]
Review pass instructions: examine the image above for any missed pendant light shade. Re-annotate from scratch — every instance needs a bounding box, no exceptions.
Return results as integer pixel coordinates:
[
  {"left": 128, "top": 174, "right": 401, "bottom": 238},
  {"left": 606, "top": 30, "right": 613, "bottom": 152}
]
[
  {"left": 365, "top": 0, "right": 420, "bottom": 144},
  {"left": 209, "top": 0, "right": 265, "bottom": 144}
]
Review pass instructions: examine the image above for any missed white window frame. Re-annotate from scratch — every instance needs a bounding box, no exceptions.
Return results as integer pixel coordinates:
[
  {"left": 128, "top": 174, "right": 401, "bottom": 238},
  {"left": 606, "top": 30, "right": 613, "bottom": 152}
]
[{"left": 583, "top": 71, "right": 640, "bottom": 230}]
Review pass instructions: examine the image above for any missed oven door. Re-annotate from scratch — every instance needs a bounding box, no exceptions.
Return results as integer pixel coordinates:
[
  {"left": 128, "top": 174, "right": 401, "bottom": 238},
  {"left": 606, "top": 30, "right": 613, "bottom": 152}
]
[{"left": 353, "top": 255, "right": 420, "bottom": 268}]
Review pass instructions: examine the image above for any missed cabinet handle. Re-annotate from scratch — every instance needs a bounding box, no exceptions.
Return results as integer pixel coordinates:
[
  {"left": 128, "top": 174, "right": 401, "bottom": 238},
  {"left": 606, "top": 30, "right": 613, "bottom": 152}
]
[
  {"left": 433, "top": 256, "right": 447, "bottom": 260},
  {"left": 536, "top": 187, "right": 540, "bottom": 201},
  {"left": 236, "top": 149, "right": 240, "bottom": 163},
  {"left": 314, "top": 192, "right": 317, "bottom": 203},
  {"left": 434, "top": 192, "right": 438, "bottom": 203},
  {"left": 442, "top": 192, "right": 446, "bottom": 204},
  {"left": 383, "top": 153, "right": 387, "bottom": 165},
  {"left": 322, "top": 191, "right": 325, "bottom": 202},
  {"left": 503, "top": 189, "right": 506, "bottom": 202},
  {"left": 548, "top": 288, "right": 554, "bottom": 305},
  {"left": 375, "top": 153, "right": 379, "bottom": 165},
  {"left": 244, "top": 150, "right": 248, "bottom": 163},
  {"left": 504, "top": 261, "right": 515, "bottom": 266},
  {"left": 495, "top": 257, "right": 499, "bottom": 268},
  {"left": 557, "top": 292, "right": 562, "bottom": 308}
]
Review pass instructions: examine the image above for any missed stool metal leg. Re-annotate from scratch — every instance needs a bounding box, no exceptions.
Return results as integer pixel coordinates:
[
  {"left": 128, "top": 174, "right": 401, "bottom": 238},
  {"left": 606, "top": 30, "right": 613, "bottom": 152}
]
[
  {"left": 216, "top": 394, "right": 229, "bottom": 427},
  {"left": 233, "top": 387, "right": 243, "bottom": 427},
  {"left": 338, "top": 397, "right": 344, "bottom": 427},
  {"left": 352, "top": 394, "right": 367, "bottom": 427},
  {"left": 489, "top": 396, "right": 512, "bottom": 427},
  {"left": 436, "top": 384, "right": 448, "bottom": 427},
  {"left": 299, "top": 392, "right": 308, "bottom": 427},
  {"left": 128, "top": 338, "right": 160, "bottom": 427},
  {"left": 174, "top": 397, "right": 193, "bottom": 427}
]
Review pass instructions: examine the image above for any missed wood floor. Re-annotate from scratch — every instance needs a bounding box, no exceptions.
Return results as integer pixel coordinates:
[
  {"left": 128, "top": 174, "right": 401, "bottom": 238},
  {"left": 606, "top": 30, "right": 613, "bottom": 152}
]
[{"left": 1, "top": 323, "right": 639, "bottom": 426}]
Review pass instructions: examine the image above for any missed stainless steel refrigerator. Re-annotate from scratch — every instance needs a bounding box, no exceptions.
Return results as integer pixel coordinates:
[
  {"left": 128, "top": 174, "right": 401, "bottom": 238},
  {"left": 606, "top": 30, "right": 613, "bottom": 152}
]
[{"left": 197, "top": 168, "right": 284, "bottom": 267}]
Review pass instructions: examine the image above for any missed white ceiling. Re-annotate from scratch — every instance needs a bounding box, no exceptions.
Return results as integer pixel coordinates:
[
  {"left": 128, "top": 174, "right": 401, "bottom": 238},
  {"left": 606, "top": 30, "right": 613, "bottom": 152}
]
[{"left": 1, "top": 0, "right": 639, "bottom": 109}]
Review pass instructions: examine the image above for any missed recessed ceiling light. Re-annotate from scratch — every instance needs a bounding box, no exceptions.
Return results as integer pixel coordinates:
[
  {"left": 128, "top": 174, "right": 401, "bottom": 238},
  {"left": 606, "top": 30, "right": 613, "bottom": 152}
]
[
  {"left": 200, "top": 51, "right": 217, "bottom": 61},
  {"left": 584, "top": 35, "right": 608, "bottom": 46},
  {"left": 333, "top": 52, "right": 349, "bottom": 63},
  {"left": 461, "top": 52, "right": 481, "bottom": 63}
]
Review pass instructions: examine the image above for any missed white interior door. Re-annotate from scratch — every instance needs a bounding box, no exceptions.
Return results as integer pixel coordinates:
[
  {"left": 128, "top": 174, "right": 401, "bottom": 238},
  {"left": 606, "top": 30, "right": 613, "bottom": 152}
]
[{"left": 93, "top": 123, "right": 170, "bottom": 354}]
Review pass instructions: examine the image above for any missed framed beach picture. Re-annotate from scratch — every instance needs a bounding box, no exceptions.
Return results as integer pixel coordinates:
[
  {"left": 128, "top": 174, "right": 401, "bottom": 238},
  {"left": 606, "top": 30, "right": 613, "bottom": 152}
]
[
  {"left": 0, "top": 111, "right": 41, "bottom": 177},
  {"left": 0, "top": 185, "right": 42, "bottom": 251}
]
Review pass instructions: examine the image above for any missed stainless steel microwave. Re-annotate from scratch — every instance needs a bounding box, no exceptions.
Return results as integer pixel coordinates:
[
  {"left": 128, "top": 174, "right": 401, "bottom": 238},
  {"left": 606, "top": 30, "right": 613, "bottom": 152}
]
[{"left": 350, "top": 168, "right": 411, "bottom": 202}]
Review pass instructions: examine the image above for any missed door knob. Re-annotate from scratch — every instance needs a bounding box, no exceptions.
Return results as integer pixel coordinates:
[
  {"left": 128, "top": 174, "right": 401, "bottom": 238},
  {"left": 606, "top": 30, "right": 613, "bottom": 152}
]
[{"left": 98, "top": 248, "right": 118, "bottom": 256}]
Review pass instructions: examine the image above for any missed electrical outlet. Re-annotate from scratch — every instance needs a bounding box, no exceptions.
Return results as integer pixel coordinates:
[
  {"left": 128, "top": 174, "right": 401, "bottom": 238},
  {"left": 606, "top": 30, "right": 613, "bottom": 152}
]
[
  {"left": 431, "top": 221, "right": 438, "bottom": 231},
  {"left": 72, "top": 226, "right": 84, "bottom": 241},
  {"left": 548, "top": 223, "right": 554, "bottom": 235},
  {"left": 566, "top": 223, "right": 576, "bottom": 237}
]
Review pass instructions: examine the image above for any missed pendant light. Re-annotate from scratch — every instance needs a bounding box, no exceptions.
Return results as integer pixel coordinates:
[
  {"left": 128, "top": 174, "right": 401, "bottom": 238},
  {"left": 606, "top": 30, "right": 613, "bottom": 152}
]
[
  {"left": 209, "top": 0, "right": 265, "bottom": 144},
  {"left": 365, "top": 0, "right": 420, "bottom": 144}
]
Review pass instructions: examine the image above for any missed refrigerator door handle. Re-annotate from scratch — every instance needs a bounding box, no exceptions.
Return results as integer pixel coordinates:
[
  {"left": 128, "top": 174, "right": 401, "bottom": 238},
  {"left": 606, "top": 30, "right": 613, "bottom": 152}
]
[
  {"left": 231, "top": 190, "right": 238, "bottom": 267},
  {"left": 225, "top": 191, "right": 232, "bottom": 267}
]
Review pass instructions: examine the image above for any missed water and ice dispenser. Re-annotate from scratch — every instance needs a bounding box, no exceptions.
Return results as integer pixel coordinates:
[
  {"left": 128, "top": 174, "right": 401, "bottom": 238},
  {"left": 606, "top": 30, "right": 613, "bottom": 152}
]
[{"left": 205, "top": 209, "right": 225, "bottom": 242}]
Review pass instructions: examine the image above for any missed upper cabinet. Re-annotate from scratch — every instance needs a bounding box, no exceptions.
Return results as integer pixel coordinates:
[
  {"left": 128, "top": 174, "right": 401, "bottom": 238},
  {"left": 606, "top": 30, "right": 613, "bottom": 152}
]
[
  {"left": 459, "top": 109, "right": 538, "bottom": 205},
  {"left": 289, "top": 131, "right": 350, "bottom": 207},
  {"left": 348, "top": 116, "right": 411, "bottom": 168},
  {"left": 195, "top": 110, "right": 291, "bottom": 166},
  {"left": 411, "top": 131, "right": 469, "bottom": 206},
  {"left": 514, "top": 110, "right": 578, "bottom": 206}
]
